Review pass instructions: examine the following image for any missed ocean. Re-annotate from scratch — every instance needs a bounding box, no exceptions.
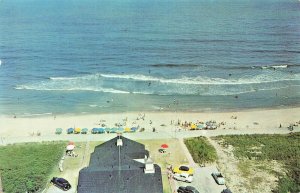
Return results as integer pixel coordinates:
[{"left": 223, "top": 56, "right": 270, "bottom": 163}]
[{"left": 0, "top": 0, "right": 299, "bottom": 116}]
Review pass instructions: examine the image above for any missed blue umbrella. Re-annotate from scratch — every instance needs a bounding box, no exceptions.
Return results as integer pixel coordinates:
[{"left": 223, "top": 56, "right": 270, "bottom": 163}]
[
  {"left": 92, "top": 128, "right": 99, "bottom": 134},
  {"left": 67, "top": 128, "right": 74, "bottom": 134}
]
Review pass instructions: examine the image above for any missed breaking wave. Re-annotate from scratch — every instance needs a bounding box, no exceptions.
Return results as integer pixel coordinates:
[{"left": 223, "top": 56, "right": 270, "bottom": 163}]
[
  {"left": 99, "top": 73, "right": 300, "bottom": 85},
  {"left": 15, "top": 72, "right": 300, "bottom": 96},
  {"left": 15, "top": 85, "right": 130, "bottom": 94}
]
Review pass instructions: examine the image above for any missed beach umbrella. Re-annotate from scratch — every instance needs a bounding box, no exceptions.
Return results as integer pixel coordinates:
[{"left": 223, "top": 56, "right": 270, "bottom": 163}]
[
  {"left": 92, "top": 128, "right": 99, "bottom": 134},
  {"left": 81, "top": 128, "right": 88, "bottom": 134},
  {"left": 66, "top": 144, "right": 75, "bottom": 151},
  {"left": 67, "top": 128, "right": 74, "bottom": 134},
  {"left": 55, "top": 128, "right": 62, "bottom": 134},
  {"left": 98, "top": 128, "right": 105, "bottom": 133},
  {"left": 131, "top": 127, "right": 137, "bottom": 132},
  {"left": 125, "top": 127, "right": 131, "bottom": 133},
  {"left": 111, "top": 128, "right": 118, "bottom": 133},
  {"left": 74, "top": 128, "right": 81, "bottom": 134},
  {"left": 197, "top": 124, "right": 204, "bottom": 129},
  {"left": 161, "top": 144, "right": 169, "bottom": 149},
  {"left": 191, "top": 124, "right": 197, "bottom": 129}
]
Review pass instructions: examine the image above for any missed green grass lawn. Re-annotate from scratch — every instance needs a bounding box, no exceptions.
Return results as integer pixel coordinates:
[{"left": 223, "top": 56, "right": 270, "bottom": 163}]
[
  {"left": 0, "top": 142, "right": 65, "bottom": 193},
  {"left": 184, "top": 136, "right": 217, "bottom": 164},
  {"left": 213, "top": 132, "right": 300, "bottom": 193}
]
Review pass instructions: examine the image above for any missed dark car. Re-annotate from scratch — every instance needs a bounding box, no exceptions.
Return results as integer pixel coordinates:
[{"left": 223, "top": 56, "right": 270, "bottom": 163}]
[
  {"left": 50, "top": 177, "right": 71, "bottom": 191},
  {"left": 177, "top": 186, "right": 200, "bottom": 193},
  {"left": 221, "top": 188, "right": 232, "bottom": 193}
]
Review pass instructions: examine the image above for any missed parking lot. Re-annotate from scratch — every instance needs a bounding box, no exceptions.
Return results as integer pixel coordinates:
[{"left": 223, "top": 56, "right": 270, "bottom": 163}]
[{"left": 175, "top": 165, "right": 227, "bottom": 193}]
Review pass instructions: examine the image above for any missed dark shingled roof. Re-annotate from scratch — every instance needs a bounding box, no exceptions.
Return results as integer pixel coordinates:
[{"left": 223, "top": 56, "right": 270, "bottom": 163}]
[{"left": 77, "top": 136, "right": 163, "bottom": 193}]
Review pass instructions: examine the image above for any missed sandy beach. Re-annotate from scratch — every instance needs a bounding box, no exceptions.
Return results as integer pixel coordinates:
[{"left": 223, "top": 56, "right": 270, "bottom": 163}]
[{"left": 0, "top": 107, "right": 299, "bottom": 144}]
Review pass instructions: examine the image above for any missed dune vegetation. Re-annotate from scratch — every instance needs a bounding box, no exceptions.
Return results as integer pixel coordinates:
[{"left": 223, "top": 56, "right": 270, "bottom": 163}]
[
  {"left": 0, "top": 142, "right": 65, "bottom": 193},
  {"left": 184, "top": 136, "right": 217, "bottom": 164},
  {"left": 214, "top": 132, "right": 300, "bottom": 193}
]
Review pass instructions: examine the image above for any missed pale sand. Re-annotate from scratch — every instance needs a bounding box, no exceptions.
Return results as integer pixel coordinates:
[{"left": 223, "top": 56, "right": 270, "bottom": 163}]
[{"left": 0, "top": 107, "right": 299, "bottom": 144}]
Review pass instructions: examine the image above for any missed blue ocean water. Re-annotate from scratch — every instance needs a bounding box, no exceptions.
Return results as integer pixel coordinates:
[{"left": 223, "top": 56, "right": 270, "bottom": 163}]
[{"left": 0, "top": 0, "right": 299, "bottom": 116}]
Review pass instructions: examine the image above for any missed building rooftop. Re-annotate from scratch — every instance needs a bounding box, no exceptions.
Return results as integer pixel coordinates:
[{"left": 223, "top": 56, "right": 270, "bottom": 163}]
[{"left": 77, "top": 136, "right": 163, "bottom": 193}]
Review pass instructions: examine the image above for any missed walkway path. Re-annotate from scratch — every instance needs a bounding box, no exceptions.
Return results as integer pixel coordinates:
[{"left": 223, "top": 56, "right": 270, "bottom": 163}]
[{"left": 179, "top": 138, "right": 197, "bottom": 168}]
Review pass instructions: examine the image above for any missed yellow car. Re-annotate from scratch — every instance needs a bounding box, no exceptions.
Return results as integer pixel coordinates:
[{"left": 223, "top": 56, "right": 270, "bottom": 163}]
[{"left": 173, "top": 165, "right": 194, "bottom": 175}]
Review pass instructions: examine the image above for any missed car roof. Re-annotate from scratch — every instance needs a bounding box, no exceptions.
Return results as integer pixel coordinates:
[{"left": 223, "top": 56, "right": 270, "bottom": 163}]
[
  {"left": 186, "top": 186, "right": 196, "bottom": 190},
  {"left": 57, "top": 178, "right": 68, "bottom": 183},
  {"left": 179, "top": 166, "right": 189, "bottom": 170}
]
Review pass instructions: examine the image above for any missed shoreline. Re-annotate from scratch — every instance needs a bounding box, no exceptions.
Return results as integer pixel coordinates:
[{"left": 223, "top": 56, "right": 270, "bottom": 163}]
[
  {"left": 0, "top": 107, "right": 299, "bottom": 145},
  {"left": 2, "top": 104, "right": 300, "bottom": 119}
]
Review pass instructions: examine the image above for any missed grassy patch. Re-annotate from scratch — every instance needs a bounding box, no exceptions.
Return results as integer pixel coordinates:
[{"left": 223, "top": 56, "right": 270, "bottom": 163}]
[
  {"left": 214, "top": 132, "right": 300, "bottom": 193},
  {"left": 184, "top": 136, "right": 217, "bottom": 164},
  {"left": 139, "top": 139, "right": 188, "bottom": 168},
  {"left": 0, "top": 142, "right": 65, "bottom": 193}
]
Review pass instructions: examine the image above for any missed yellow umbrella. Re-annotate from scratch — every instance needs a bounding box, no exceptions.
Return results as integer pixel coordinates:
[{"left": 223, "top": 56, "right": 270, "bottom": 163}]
[
  {"left": 75, "top": 128, "right": 81, "bottom": 134},
  {"left": 125, "top": 127, "right": 131, "bottom": 132},
  {"left": 191, "top": 124, "right": 197, "bottom": 129}
]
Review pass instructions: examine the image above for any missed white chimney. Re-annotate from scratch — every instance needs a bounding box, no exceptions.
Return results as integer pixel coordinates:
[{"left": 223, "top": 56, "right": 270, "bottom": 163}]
[
  {"left": 117, "top": 139, "right": 123, "bottom": 146},
  {"left": 144, "top": 155, "right": 155, "bottom": 174}
]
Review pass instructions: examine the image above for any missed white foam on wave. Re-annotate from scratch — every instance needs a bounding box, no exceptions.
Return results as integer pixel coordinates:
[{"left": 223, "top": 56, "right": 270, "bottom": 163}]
[
  {"left": 100, "top": 72, "right": 300, "bottom": 85},
  {"left": 21, "top": 112, "right": 53, "bottom": 117},
  {"left": 15, "top": 85, "right": 130, "bottom": 94},
  {"left": 261, "top": 64, "right": 288, "bottom": 69},
  {"left": 48, "top": 71, "right": 300, "bottom": 86},
  {"left": 16, "top": 71, "right": 300, "bottom": 96}
]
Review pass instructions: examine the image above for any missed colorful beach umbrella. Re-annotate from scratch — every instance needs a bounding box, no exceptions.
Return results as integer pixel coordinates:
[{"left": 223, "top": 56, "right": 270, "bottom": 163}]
[
  {"left": 74, "top": 128, "right": 81, "bottom": 134},
  {"left": 81, "top": 128, "right": 88, "bottom": 134},
  {"left": 161, "top": 144, "right": 169, "bottom": 149},
  {"left": 98, "top": 128, "right": 105, "bottom": 133},
  {"left": 191, "top": 124, "right": 197, "bottom": 129},
  {"left": 67, "top": 128, "right": 74, "bottom": 134},
  {"left": 92, "top": 128, "right": 99, "bottom": 134},
  {"left": 131, "top": 127, "right": 138, "bottom": 132},
  {"left": 55, "top": 128, "right": 62, "bottom": 134}
]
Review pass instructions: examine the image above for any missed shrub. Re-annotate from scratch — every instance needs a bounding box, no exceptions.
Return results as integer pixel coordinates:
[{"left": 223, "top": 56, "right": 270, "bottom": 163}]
[{"left": 184, "top": 137, "right": 217, "bottom": 164}]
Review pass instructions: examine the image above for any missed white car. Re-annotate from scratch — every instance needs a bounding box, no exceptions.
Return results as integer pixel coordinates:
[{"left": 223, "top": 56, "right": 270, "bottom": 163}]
[{"left": 173, "top": 173, "right": 193, "bottom": 183}]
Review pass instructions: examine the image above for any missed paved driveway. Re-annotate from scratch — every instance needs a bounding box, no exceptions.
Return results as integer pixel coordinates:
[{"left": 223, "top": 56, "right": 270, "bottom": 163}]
[{"left": 175, "top": 166, "right": 227, "bottom": 193}]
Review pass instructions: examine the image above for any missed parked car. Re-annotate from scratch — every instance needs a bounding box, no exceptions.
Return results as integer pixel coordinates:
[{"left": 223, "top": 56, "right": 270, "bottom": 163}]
[
  {"left": 212, "top": 172, "right": 225, "bottom": 185},
  {"left": 173, "top": 165, "right": 194, "bottom": 175},
  {"left": 221, "top": 188, "right": 232, "bottom": 193},
  {"left": 177, "top": 186, "right": 200, "bottom": 193},
  {"left": 173, "top": 173, "right": 193, "bottom": 183},
  {"left": 50, "top": 177, "right": 71, "bottom": 191},
  {"left": 158, "top": 148, "right": 166, "bottom": 153}
]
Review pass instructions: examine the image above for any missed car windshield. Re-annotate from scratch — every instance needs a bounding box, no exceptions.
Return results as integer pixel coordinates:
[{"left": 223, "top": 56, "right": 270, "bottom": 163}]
[{"left": 180, "top": 166, "right": 189, "bottom": 171}]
